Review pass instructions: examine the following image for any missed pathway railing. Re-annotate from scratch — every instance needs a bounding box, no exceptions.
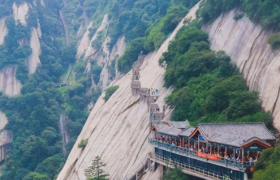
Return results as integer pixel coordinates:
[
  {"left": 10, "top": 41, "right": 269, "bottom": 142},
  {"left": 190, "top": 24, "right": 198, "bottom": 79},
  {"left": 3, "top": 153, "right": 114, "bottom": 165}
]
[
  {"left": 149, "top": 112, "right": 164, "bottom": 121},
  {"left": 148, "top": 138, "right": 253, "bottom": 170},
  {"left": 131, "top": 80, "right": 141, "bottom": 89},
  {"left": 151, "top": 154, "right": 224, "bottom": 180},
  {"left": 139, "top": 88, "right": 149, "bottom": 96}
]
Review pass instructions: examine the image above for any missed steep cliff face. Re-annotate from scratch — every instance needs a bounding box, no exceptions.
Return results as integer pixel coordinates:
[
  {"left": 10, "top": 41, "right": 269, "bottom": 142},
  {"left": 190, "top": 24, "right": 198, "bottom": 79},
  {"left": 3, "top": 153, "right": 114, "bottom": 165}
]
[
  {"left": 57, "top": 3, "right": 200, "bottom": 180},
  {"left": 0, "top": 18, "right": 8, "bottom": 45},
  {"left": 0, "top": 16, "right": 21, "bottom": 96},
  {"left": 0, "top": 66, "right": 21, "bottom": 96},
  {"left": 203, "top": 9, "right": 280, "bottom": 130},
  {"left": 0, "top": 2, "right": 42, "bottom": 96},
  {"left": 77, "top": 15, "right": 127, "bottom": 90},
  {"left": 12, "top": 2, "right": 29, "bottom": 26},
  {"left": 0, "top": 111, "right": 12, "bottom": 163},
  {"left": 27, "top": 26, "right": 42, "bottom": 75}
]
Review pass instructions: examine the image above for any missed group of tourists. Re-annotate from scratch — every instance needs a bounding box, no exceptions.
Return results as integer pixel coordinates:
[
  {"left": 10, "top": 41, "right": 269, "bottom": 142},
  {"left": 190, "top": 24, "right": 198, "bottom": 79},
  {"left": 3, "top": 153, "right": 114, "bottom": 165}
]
[
  {"left": 150, "top": 88, "right": 158, "bottom": 95},
  {"left": 150, "top": 105, "right": 166, "bottom": 120},
  {"left": 154, "top": 136, "right": 259, "bottom": 164}
]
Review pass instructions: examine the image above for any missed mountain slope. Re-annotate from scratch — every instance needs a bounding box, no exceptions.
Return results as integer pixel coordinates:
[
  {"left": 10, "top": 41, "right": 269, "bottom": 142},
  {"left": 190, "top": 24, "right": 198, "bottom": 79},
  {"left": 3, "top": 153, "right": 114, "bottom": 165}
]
[
  {"left": 203, "top": 9, "right": 280, "bottom": 130},
  {"left": 57, "top": 3, "right": 200, "bottom": 180}
]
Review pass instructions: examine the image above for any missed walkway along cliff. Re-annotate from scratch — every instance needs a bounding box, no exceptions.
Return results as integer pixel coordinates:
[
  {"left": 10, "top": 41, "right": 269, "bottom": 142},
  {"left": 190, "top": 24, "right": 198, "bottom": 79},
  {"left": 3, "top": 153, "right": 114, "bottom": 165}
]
[{"left": 57, "top": 3, "right": 200, "bottom": 180}]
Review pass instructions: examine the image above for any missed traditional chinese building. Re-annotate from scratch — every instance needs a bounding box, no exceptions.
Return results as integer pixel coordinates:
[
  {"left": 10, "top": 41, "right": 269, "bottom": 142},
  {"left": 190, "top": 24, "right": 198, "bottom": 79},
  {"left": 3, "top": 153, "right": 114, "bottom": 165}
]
[{"left": 149, "top": 122, "right": 276, "bottom": 180}]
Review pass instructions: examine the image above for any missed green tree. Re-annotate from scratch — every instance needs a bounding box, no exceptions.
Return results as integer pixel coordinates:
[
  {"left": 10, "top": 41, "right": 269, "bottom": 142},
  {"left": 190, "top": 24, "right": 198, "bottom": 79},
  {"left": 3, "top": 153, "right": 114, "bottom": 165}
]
[
  {"left": 161, "top": 167, "right": 189, "bottom": 180},
  {"left": 23, "top": 172, "right": 50, "bottom": 180},
  {"left": 78, "top": 139, "right": 88, "bottom": 148},
  {"left": 85, "top": 156, "right": 109, "bottom": 180},
  {"left": 104, "top": 86, "right": 119, "bottom": 101}
]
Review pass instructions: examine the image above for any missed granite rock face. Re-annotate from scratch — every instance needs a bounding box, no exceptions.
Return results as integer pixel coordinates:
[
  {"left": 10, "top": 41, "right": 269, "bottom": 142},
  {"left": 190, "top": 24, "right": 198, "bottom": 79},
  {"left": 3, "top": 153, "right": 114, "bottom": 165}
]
[
  {"left": 57, "top": 3, "right": 200, "bottom": 180},
  {"left": 203, "top": 9, "right": 280, "bottom": 130}
]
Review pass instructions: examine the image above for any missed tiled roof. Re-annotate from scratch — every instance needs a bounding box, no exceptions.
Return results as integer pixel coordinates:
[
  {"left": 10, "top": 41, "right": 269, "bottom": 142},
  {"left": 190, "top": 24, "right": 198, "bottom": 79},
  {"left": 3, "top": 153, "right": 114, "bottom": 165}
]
[
  {"left": 198, "top": 122, "right": 275, "bottom": 147},
  {"left": 169, "top": 120, "right": 190, "bottom": 129},
  {"left": 155, "top": 124, "right": 182, "bottom": 136},
  {"left": 179, "top": 127, "right": 196, "bottom": 137}
]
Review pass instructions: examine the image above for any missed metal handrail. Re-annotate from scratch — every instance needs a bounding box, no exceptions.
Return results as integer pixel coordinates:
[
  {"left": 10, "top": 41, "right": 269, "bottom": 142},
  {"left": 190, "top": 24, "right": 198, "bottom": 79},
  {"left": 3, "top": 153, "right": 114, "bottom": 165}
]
[
  {"left": 151, "top": 154, "right": 224, "bottom": 180},
  {"left": 148, "top": 138, "right": 253, "bottom": 170},
  {"left": 149, "top": 112, "right": 164, "bottom": 121}
]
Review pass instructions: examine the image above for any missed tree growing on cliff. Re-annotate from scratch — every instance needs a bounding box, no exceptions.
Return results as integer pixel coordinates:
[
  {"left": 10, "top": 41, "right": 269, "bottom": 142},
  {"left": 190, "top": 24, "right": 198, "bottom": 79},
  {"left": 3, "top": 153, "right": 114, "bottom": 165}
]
[
  {"left": 161, "top": 167, "right": 189, "bottom": 180},
  {"left": 85, "top": 156, "right": 109, "bottom": 180}
]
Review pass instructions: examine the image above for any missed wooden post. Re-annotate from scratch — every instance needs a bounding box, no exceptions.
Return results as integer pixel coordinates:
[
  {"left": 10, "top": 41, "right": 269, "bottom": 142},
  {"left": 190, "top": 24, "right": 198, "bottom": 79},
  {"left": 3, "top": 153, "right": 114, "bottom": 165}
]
[
  {"left": 225, "top": 146, "right": 227, "bottom": 156},
  {"left": 180, "top": 136, "right": 183, "bottom": 147},
  {"left": 218, "top": 145, "right": 220, "bottom": 154},
  {"left": 242, "top": 149, "right": 244, "bottom": 164},
  {"left": 198, "top": 135, "right": 200, "bottom": 150},
  {"left": 210, "top": 143, "right": 212, "bottom": 154}
]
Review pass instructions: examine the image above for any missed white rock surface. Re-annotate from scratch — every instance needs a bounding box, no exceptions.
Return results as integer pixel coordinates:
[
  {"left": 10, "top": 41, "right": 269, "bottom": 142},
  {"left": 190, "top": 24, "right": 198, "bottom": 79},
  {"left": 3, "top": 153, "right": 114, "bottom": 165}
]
[
  {"left": 0, "top": 66, "right": 21, "bottom": 96},
  {"left": 98, "top": 36, "right": 126, "bottom": 90},
  {"left": 0, "top": 18, "right": 8, "bottom": 45},
  {"left": 0, "top": 111, "right": 8, "bottom": 130},
  {"left": 57, "top": 3, "right": 200, "bottom": 180},
  {"left": 203, "top": 9, "right": 280, "bottom": 130},
  {"left": 84, "top": 15, "right": 109, "bottom": 59},
  {"left": 76, "top": 15, "right": 109, "bottom": 59},
  {"left": 142, "top": 165, "right": 163, "bottom": 180},
  {"left": 76, "top": 22, "right": 92, "bottom": 58},
  {"left": 0, "top": 130, "right": 13, "bottom": 162},
  {"left": 13, "top": 2, "right": 29, "bottom": 26},
  {"left": 28, "top": 27, "right": 42, "bottom": 74},
  {"left": 27, "top": 27, "right": 42, "bottom": 75},
  {"left": 77, "top": 14, "right": 126, "bottom": 90}
]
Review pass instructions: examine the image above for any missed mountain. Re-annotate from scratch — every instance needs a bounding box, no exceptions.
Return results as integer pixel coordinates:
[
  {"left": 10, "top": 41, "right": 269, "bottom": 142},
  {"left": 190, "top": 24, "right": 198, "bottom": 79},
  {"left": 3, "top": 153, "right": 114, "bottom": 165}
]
[
  {"left": 203, "top": 8, "right": 280, "bottom": 130},
  {"left": 0, "top": 0, "right": 279, "bottom": 179},
  {"left": 57, "top": 4, "right": 201, "bottom": 180}
]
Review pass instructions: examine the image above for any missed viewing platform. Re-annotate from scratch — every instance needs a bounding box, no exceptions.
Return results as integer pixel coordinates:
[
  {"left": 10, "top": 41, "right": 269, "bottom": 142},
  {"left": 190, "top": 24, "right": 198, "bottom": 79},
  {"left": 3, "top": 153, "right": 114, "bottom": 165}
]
[
  {"left": 139, "top": 88, "right": 149, "bottom": 96},
  {"left": 150, "top": 153, "right": 223, "bottom": 180},
  {"left": 149, "top": 122, "right": 276, "bottom": 180}
]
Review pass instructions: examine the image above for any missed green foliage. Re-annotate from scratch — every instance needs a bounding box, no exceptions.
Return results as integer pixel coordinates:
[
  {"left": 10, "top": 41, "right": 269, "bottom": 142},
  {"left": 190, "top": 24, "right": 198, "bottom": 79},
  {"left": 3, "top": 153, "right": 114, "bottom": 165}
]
[
  {"left": 145, "top": 5, "right": 189, "bottom": 51},
  {"left": 0, "top": 2, "right": 68, "bottom": 180},
  {"left": 104, "top": 86, "right": 119, "bottom": 102},
  {"left": 198, "top": 0, "right": 241, "bottom": 24},
  {"left": 85, "top": 156, "right": 109, "bottom": 180},
  {"left": 0, "top": 17, "right": 32, "bottom": 82},
  {"left": 118, "top": 38, "right": 145, "bottom": 73},
  {"left": 91, "top": 63, "right": 102, "bottom": 84},
  {"left": 115, "top": 0, "right": 199, "bottom": 73},
  {"left": 23, "top": 172, "right": 50, "bottom": 180},
  {"left": 161, "top": 167, "right": 189, "bottom": 180},
  {"left": 61, "top": 44, "right": 77, "bottom": 64},
  {"left": 233, "top": 13, "right": 244, "bottom": 21},
  {"left": 78, "top": 139, "right": 88, "bottom": 148},
  {"left": 198, "top": 0, "right": 280, "bottom": 30},
  {"left": 268, "top": 33, "right": 280, "bottom": 50},
  {"left": 91, "top": 30, "right": 106, "bottom": 50},
  {"left": 253, "top": 146, "right": 280, "bottom": 180},
  {"left": 163, "top": 24, "right": 272, "bottom": 127}
]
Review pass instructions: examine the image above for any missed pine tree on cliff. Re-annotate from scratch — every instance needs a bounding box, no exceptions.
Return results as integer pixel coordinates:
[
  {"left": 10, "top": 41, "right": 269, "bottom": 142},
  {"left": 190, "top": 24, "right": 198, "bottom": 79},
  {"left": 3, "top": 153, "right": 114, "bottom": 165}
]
[{"left": 85, "top": 156, "right": 109, "bottom": 180}]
